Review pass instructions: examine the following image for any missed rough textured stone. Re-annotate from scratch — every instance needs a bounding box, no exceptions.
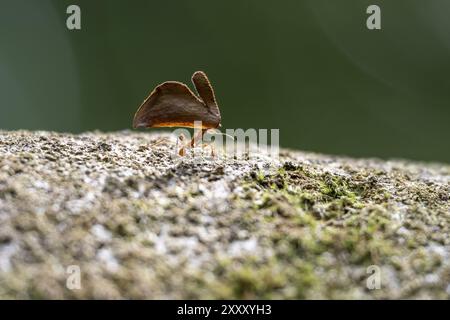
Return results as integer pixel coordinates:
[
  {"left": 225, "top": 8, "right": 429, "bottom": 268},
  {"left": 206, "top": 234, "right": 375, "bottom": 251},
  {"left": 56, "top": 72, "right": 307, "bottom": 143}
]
[{"left": 0, "top": 130, "right": 448, "bottom": 299}]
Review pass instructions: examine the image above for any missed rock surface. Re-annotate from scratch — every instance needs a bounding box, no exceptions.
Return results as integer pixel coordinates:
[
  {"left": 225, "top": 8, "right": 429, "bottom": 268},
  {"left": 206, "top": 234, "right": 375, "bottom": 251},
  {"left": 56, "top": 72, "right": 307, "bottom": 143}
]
[{"left": 0, "top": 130, "right": 449, "bottom": 299}]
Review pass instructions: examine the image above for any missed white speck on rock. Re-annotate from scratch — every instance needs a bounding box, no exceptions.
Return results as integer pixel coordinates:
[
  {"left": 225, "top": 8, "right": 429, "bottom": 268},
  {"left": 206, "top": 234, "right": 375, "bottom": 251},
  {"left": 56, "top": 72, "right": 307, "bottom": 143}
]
[
  {"left": 427, "top": 244, "right": 448, "bottom": 258},
  {"left": 33, "top": 180, "right": 49, "bottom": 191},
  {"left": 228, "top": 238, "right": 258, "bottom": 257},
  {"left": 154, "top": 227, "right": 168, "bottom": 254},
  {"left": 396, "top": 227, "right": 410, "bottom": 236},
  {"left": 0, "top": 242, "right": 17, "bottom": 272},
  {"left": 424, "top": 274, "right": 439, "bottom": 285},
  {"left": 91, "top": 224, "right": 112, "bottom": 242},
  {"left": 152, "top": 190, "right": 170, "bottom": 207},
  {"left": 97, "top": 248, "right": 119, "bottom": 273},
  {"left": 65, "top": 192, "right": 96, "bottom": 214}
]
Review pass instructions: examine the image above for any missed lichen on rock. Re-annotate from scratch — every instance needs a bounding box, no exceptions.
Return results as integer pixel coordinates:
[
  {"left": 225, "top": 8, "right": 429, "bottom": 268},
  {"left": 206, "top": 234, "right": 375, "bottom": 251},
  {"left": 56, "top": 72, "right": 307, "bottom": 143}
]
[{"left": 0, "top": 130, "right": 449, "bottom": 299}]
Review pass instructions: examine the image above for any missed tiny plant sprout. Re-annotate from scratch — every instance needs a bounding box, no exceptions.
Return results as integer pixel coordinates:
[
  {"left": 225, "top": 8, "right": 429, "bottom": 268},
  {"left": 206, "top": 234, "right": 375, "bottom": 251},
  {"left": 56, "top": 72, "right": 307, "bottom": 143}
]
[{"left": 133, "top": 71, "right": 222, "bottom": 156}]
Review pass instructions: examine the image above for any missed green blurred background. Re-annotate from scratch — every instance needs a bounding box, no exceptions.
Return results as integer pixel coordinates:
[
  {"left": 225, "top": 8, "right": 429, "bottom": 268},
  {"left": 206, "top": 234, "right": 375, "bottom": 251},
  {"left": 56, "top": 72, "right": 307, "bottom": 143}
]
[{"left": 1, "top": 0, "right": 449, "bottom": 162}]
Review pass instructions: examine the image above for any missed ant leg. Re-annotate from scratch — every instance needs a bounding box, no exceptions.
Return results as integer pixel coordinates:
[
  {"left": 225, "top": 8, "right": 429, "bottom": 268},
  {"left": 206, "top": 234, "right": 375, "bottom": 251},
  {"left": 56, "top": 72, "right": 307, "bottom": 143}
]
[
  {"left": 201, "top": 142, "right": 216, "bottom": 158},
  {"left": 177, "top": 133, "right": 186, "bottom": 156},
  {"left": 177, "top": 129, "right": 206, "bottom": 156},
  {"left": 190, "top": 128, "right": 207, "bottom": 148},
  {"left": 208, "top": 143, "right": 216, "bottom": 158}
]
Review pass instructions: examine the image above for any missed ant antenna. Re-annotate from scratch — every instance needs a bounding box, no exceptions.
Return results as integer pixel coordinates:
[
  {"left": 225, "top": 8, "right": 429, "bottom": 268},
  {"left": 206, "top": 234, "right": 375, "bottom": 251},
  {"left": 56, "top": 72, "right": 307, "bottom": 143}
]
[{"left": 205, "top": 130, "right": 236, "bottom": 141}]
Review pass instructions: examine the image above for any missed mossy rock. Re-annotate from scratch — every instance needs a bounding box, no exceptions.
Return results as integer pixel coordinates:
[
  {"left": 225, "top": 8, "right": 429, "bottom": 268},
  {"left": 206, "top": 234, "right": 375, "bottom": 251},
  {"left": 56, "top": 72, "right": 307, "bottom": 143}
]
[{"left": 0, "top": 130, "right": 448, "bottom": 299}]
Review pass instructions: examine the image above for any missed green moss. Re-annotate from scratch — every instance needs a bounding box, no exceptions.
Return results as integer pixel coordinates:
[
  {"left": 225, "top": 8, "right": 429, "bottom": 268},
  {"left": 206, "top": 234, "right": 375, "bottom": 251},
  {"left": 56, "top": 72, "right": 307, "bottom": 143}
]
[
  {"left": 319, "top": 173, "right": 358, "bottom": 199},
  {"left": 192, "top": 257, "right": 317, "bottom": 299}
]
